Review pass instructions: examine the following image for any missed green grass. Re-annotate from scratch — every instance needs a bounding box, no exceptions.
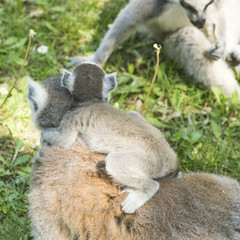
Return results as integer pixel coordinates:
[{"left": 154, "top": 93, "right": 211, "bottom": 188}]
[{"left": 0, "top": 0, "right": 239, "bottom": 239}]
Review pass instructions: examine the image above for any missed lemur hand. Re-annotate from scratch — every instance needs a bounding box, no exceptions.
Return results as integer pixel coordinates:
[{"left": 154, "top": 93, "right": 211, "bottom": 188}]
[
  {"left": 226, "top": 46, "right": 240, "bottom": 67},
  {"left": 205, "top": 42, "right": 225, "bottom": 61}
]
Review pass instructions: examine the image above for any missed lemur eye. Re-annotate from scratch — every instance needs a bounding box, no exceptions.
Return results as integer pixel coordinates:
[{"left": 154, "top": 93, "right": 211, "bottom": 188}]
[
  {"left": 204, "top": 0, "right": 214, "bottom": 11},
  {"left": 180, "top": 1, "right": 197, "bottom": 14}
]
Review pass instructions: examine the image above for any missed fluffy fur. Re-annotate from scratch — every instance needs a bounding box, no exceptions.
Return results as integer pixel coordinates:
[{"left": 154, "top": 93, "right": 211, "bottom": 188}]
[
  {"left": 28, "top": 63, "right": 179, "bottom": 213},
  {"left": 29, "top": 137, "right": 240, "bottom": 240},
  {"left": 67, "top": 0, "right": 240, "bottom": 98},
  {"left": 27, "top": 64, "right": 240, "bottom": 240}
]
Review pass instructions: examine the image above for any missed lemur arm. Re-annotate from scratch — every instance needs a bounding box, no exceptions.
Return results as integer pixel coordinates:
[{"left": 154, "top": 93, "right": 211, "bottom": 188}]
[
  {"left": 205, "top": 9, "right": 227, "bottom": 61},
  {"left": 41, "top": 108, "right": 84, "bottom": 148}
]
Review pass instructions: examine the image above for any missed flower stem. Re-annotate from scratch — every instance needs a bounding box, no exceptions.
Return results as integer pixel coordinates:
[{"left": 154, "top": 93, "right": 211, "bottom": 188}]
[
  {"left": 140, "top": 44, "right": 161, "bottom": 115},
  {"left": 0, "top": 34, "right": 32, "bottom": 108}
]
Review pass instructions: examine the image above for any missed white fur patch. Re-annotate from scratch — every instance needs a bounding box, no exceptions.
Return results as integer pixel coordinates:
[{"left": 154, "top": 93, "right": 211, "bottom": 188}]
[
  {"left": 60, "top": 69, "right": 74, "bottom": 92},
  {"left": 102, "top": 72, "right": 117, "bottom": 101},
  {"left": 27, "top": 76, "right": 48, "bottom": 128},
  {"left": 155, "top": 3, "right": 191, "bottom": 33},
  {"left": 121, "top": 184, "right": 159, "bottom": 214}
]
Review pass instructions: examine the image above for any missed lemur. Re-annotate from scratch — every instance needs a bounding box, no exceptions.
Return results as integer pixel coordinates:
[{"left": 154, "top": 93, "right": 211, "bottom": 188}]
[
  {"left": 67, "top": 0, "right": 240, "bottom": 98},
  {"left": 27, "top": 63, "right": 180, "bottom": 214}
]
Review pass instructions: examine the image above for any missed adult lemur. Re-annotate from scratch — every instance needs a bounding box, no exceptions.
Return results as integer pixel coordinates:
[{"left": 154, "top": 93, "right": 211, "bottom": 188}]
[
  {"left": 27, "top": 63, "right": 179, "bottom": 214},
  {"left": 68, "top": 0, "right": 240, "bottom": 98},
  {"left": 27, "top": 65, "right": 240, "bottom": 239}
]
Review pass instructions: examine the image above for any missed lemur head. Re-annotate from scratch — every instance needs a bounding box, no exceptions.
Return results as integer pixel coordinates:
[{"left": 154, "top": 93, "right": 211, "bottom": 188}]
[
  {"left": 179, "top": 0, "right": 214, "bottom": 28},
  {"left": 27, "top": 75, "right": 74, "bottom": 129},
  {"left": 61, "top": 63, "right": 117, "bottom": 103},
  {"left": 27, "top": 63, "right": 117, "bottom": 129}
]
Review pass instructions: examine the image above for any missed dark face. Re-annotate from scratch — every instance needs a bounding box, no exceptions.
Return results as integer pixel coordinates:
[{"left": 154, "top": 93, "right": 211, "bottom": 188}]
[{"left": 180, "top": 0, "right": 214, "bottom": 29}]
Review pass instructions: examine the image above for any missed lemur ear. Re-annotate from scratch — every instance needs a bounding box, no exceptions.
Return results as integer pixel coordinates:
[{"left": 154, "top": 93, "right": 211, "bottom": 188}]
[
  {"left": 104, "top": 72, "right": 117, "bottom": 92},
  {"left": 60, "top": 69, "right": 74, "bottom": 92},
  {"left": 27, "top": 76, "right": 48, "bottom": 113},
  {"left": 102, "top": 72, "right": 117, "bottom": 100},
  {"left": 27, "top": 76, "right": 48, "bottom": 128}
]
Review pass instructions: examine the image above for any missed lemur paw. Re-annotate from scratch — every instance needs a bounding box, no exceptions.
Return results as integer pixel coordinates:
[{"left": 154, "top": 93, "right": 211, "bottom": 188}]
[
  {"left": 121, "top": 188, "right": 153, "bottom": 214},
  {"left": 66, "top": 55, "right": 98, "bottom": 68},
  {"left": 205, "top": 42, "right": 224, "bottom": 61},
  {"left": 41, "top": 128, "right": 60, "bottom": 146},
  {"left": 226, "top": 49, "right": 240, "bottom": 67},
  {"left": 41, "top": 128, "right": 72, "bottom": 148}
]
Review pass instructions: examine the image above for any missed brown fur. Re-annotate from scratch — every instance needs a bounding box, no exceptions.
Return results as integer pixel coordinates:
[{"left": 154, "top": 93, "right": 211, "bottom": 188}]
[{"left": 29, "top": 138, "right": 240, "bottom": 240}]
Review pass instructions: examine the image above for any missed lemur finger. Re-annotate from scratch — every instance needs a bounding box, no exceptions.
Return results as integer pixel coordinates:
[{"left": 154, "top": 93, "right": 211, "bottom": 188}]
[{"left": 205, "top": 46, "right": 224, "bottom": 61}]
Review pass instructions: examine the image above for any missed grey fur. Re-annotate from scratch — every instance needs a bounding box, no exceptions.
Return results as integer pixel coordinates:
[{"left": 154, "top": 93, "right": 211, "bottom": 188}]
[
  {"left": 67, "top": 0, "right": 240, "bottom": 98},
  {"left": 29, "top": 63, "right": 179, "bottom": 213},
  {"left": 27, "top": 76, "right": 74, "bottom": 129}
]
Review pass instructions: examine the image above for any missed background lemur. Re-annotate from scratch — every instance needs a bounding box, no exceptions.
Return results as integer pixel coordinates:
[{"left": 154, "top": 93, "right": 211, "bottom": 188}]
[
  {"left": 67, "top": 0, "right": 240, "bottom": 98},
  {"left": 27, "top": 63, "right": 179, "bottom": 214},
  {"left": 29, "top": 143, "right": 240, "bottom": 240}
]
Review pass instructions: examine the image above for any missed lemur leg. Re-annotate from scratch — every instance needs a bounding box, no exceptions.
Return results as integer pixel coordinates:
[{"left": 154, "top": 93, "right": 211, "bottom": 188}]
[
  {"left": 105, "top": 151, "right": 159, "bottom": 214},
  {"left": 163, "top": 27, "right": 240, "bottom": 98},
  {"left": 67, "top": 0, "right": 158, "bottom": 67}
]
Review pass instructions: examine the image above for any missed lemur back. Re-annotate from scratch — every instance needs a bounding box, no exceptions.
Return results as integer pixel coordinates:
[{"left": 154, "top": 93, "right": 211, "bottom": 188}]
[
  {"left": 28, "top": 63, "right": 179, "bottom": 213},
  {"left": 67, "top": 0, "right": 240, "bottom": 98},
  {"left": 29, "top": 137, "right": 240, "bottom": 240}
]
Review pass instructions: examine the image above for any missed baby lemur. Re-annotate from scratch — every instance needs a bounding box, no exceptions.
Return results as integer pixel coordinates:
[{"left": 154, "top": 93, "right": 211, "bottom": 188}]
[
  {"left": 68, "top": 0, "right": 240, "bottom": 98},
  {"left": 27, "top": 63, "right": 179, "bottom": 214}
]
